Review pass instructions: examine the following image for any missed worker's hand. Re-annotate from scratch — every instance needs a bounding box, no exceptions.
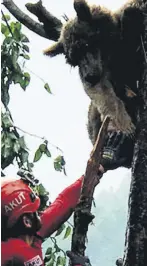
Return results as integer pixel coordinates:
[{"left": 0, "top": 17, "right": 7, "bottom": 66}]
[
  {"left": 100, "top": 131, "right": 131, "bottom": 171},
  {"left": 66, "top": 251, "right": 91, "bottom": 266}
]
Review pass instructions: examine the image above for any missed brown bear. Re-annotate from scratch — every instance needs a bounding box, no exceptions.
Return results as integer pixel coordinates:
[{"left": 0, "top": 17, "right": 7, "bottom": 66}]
[{"left": 43, "top": 0, "right": 145, "bottom": 170}]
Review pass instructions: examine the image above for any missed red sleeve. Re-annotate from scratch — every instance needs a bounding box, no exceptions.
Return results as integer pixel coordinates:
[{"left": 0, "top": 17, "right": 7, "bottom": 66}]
[{"left": 38, "top": 176, "right": 83, "bottom": 239}]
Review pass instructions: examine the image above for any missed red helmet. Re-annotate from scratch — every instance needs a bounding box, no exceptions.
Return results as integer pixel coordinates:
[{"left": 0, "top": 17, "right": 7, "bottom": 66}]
[{"left": 1, "top": 178, "right": 40, "bottom": 228}]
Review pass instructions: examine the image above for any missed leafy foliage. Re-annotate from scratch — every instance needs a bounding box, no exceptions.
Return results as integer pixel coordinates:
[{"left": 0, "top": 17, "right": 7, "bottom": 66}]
[
  {"left": 1, "top": 111, "right": 29, "bottom": 170},
  {"left": 1, "top": 14, "right": 66, "bottom": 175},
  {"left": 1, "top": 20, "right": 31, "bottom": 107},
  {"left": 44, "top": 83, "right": 52, "bottom": 94},
  {"left": 1, "top": 14, "right": 70, "bottom": 266},
  {"left": 54, "top": 156, "right": 66, "bottom": 175},
  {"left": 34, "top": 141, "right": 51, "bottom": 162}
]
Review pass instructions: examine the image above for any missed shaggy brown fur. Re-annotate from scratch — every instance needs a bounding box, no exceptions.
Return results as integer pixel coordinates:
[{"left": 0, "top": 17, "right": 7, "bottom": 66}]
[{"left": 43, "top": 0, "right": 145, "bottom": 166}]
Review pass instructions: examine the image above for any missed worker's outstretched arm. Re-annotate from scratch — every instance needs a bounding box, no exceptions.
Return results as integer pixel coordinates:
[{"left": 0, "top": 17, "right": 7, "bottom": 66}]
[{"left": 38, "top": 176, "right": 83, "bottom": 239}]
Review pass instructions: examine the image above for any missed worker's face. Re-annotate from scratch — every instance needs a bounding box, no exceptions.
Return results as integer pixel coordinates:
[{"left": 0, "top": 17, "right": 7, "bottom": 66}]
[{"left": 23, "top": 212, "right": 42, "bottom": 233}]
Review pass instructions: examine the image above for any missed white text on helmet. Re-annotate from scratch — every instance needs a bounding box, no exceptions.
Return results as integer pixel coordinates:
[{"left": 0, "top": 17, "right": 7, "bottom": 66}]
[{"left": 5, "top": 192, "right": 26, "bottom": 213}]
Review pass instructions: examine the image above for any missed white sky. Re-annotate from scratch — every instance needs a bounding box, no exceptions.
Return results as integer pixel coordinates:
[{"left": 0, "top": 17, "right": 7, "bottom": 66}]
[{"left": 3, "top": 0, "right": 131, "bottom": 203}]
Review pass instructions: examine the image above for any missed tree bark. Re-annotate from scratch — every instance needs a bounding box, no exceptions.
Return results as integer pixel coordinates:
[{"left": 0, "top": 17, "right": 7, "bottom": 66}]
[
  {"left": 2, "top": 0, "right": 62, "bottom": 41},
  {"left": 122, "top": 12, "right": 147, "bottom": 266},
  {"left": 70, "top": 116, "right": 110, "bottom": 258}
]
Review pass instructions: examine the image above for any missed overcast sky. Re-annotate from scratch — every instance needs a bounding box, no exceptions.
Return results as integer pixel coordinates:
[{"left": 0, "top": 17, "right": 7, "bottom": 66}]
[{"left": 3, "top": 0, "right": 131, "bottom": 202}]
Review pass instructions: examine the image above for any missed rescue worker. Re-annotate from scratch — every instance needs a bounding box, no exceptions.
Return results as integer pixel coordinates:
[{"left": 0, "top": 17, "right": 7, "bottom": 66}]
[
  {"left": 1, "top": 131, "right": 127, "bottom": 266},
  {"left": 1, "top": 165, "right": 104, "bottom": 266}
]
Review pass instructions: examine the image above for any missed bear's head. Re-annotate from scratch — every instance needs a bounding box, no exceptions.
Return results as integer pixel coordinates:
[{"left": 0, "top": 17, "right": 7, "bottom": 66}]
[{"left": 44, "top": 0, "right": 118, "bottom": 86}]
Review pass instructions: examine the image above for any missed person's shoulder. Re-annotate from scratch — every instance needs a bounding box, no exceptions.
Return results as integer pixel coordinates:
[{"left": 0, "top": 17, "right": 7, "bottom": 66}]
[
  {"left": 1, "top": 239, "right": 15, "bottom": 265},
  {"left": 1, "top": 238, "right": 27, "bottom": 265},
  {"left": 2, "top": 238, "right": 26, "bottom": 249}
]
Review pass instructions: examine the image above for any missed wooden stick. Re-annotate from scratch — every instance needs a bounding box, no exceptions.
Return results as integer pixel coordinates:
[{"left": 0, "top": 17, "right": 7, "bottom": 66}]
[{"left": 70, "top": 116, "right": 110, "bottom": 259}]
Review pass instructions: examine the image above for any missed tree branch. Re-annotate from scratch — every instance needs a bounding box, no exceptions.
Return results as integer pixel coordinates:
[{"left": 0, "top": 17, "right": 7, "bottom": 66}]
[
  {"left": 25, "top": 0, "right": 62, "bottom": 40},
  {"left": 2, "top": 0, "right": 62, "bottom": 41},
  {"left": 70, "top": 116, "right": 110, "bottom": 259}
]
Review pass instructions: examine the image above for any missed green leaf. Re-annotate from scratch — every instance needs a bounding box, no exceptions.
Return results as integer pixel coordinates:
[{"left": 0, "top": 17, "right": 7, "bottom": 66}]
[
  {"left": 20, "top": 34, "right": 29, "bottom": 43},
  {"left": 22, "top": 44, "right": 29, "bottom": 52},
  {"left": 10, "top": 22, "right": 21, "bottom": 41},
  {"left": 2, "top": 36, "right": 12, "bottom": 45},
  {"left": 44, "top": 83, "right": 51, "bottom": 94},
  {"left": 2, "top": 113, "right": 13, "bottom": 128},
  {"left": 19, "top": 73, "right": 30, "bottom": 90},
  {"left": 2, "top": 14, "right": 11, "bottom": 22},
  {"left": 27, "top": 162, "right": 34, "bottom": 169},
  {"left": 5, "top": 135, "right": 12, "bottom": 146},
  {"left": 29, "top": 162, "right": 34, "bottom": 168},
  {"left": 63, "top": 225, "right": 71, "bottom": 239},
  {"left": 23, "top": 54, "right": 30, "bottom": 60},
  {"left": 19, "top": 79, "right": 26, "bottom": 90},
  {"left": 10, "top": 22, "right": 15, "bottom": 32},
  {"left": 1, "top": 85, "right": 10, "bottom": 106},
  {"left": 13, "top": 28, "right": 21, "bottom": 41},
  {"left": 46, "top": 253, "right": 55, "bottom": 266},
  {"left": 24, "top": 72, "right": 30, "bottom": 78},
  {"left": 27, "top": 162, "right": 34, "bottom": 171},
  {"left": 2, "top": 135, "right": 14, "bottom": 159},
  {"left": 20, "top": 150, "right": 29, "bottom": 163},
  {"left": 23, "top": 72, "right": 31, "bottom": 86},
  {"left": 57, "top": 256, "right": 66, "bottom": 266},
  {"left": 54, "top": 156, "right": 65, "bottom": 172},
  {"left": 55, "top": 155, "right": 65, "bottom": 165},
  {"left": 47, "top": 260, "right": 54, "bottom": 266},
  {"left": 20, "top": 81, "right": 27, "bottom": 90},
  {"left": 15, "top": 22, "right": 21, "bottom": 32},
  {"left": 1, "top": 23, "right": 10, "bottom": 37},
  {"left": 44, "top": 254, "right": 52, "bottom": 263},
  {"left": 54, "top": 161, "right": 62, "bottom": 172},
  {"left": 55, "top": 224, "right": 66, "bottom": 237},
  {"left": 2, "top": 145, "right": 12, "bottom": 158},
  {"left": 54, "top": 161, "right": 61, "bottom": 171},
  {"left": 39, "top": 143, "right": 46, "bottom": 152},
  {"left": 61, "top": 257, "right": 66, "bottom": 266},
  {"left": 1, "top": 23, "right": 6, "bottom": 34},
  {"left": 12, "top": 49, "right": 19, "bottom": 69},
  {"left": 60, "top": 156, "right": 65, "bottom": 166},
  {"left": 8, "top": 132, "right": 18, "bottom": 140},
  {"left": 56, "top": 256, "right": 62, "bottom": 266},
  {"left": 45, "top": 147, "right": 51, "bottom": 157},
  {"left": 33, "top": 148, "right": 42, "bottom": 162},
  {"left": 38, "top": 183, "right": 48, "bottom": 196},
  {"left": 13, "top": 140, "right": 20, "bottom": 153},
  {"left": 19, "top": 136, "right": 27, "bottom": 149},
  {"left": 39, "top": 142, "right": 51, "bottom": 157},
  {"left": 45, "top": 247, "right": 52, "bottom": 256},
  {"left": 1, "top": 132, "right": 6, "bottom": 148},
  {"left": 13, "top": 73, "right": 23, "bottom": 84}
]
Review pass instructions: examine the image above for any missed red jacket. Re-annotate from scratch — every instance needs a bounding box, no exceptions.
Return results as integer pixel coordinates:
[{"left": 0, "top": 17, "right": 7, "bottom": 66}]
[{"left": 1, "top": 176, "right": 83, "bottom": 266}]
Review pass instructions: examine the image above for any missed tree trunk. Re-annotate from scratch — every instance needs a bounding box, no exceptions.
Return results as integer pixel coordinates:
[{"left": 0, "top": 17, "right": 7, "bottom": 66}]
[{"left": 123, "top": 13, "right": 147, "bottom": 266}]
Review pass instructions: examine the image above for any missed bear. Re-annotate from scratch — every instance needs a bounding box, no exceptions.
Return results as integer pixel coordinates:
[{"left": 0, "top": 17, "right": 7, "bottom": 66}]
[{"left": 43, "top": 0, "right": 145, "bottom": 169}]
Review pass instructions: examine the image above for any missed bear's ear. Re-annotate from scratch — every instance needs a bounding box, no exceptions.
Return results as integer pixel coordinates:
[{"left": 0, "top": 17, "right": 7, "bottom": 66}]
[
  {"left": 74, "top": 0, "right": 91, "bottom": 22},
  {"left": 43, "top": 41, "right": 64, "bottom": 57}
]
